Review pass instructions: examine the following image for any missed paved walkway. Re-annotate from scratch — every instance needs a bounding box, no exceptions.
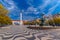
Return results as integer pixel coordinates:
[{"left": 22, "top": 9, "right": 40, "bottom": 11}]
[{"left": 0, "top": 25, "right": 60, "bottom": 40}]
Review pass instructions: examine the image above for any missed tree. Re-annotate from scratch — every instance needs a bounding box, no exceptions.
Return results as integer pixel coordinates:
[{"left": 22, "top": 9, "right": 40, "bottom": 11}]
[
  {"left": 0, "top": 4, "right": 8, "bottom": 15},
  {"left": 53, "top": 17, "right": 60, "bottom": 26},
  {"left": 46, "top": 16, "right": 60, "bottom": 26},
  {"left": 0, "top": 4, "right": 12, "bottom": 27}
]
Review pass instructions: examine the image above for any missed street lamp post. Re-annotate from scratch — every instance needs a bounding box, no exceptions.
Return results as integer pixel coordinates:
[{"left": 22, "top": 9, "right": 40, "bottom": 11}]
[{"left": 40, "top": 13, "right": 45, "bottom": 27}]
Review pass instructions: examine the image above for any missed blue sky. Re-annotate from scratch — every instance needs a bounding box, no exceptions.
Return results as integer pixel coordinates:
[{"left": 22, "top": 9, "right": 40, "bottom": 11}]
[{"left": 0, "top": 0, "right": 60, "bottom": 20}]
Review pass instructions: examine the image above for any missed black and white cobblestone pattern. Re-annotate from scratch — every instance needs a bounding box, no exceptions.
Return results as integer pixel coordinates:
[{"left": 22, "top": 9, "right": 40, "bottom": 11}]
[{"left": 0, "top": 25, "right": 60, "bottom": 40}]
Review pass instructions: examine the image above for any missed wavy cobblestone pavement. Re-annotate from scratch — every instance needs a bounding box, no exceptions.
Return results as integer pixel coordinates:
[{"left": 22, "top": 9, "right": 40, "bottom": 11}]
[{"left": 0, "top": 25, "right": 60, "bottom": 40}]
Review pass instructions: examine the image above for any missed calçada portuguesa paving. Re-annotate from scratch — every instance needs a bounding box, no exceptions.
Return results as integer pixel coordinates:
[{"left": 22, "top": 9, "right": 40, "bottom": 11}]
[{"left": 0, "top": 25, "right": 60, "bottom": 40}]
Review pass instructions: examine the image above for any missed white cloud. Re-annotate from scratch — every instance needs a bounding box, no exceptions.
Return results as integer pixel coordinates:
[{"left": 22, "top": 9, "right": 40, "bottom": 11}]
[
  {"left": 38, "top": 0, "right": 51, "bottom": 10},
  {"left": 26, "top": 0, "right": 34, "bottom": 6},
  {"left": 4, "top": 0, "right": 14, "bottom": 4},
  {"left": 23, "top": 16, "right": 36, "bottom": 20},
  {"left": 26, "top": 6, "right": 37, "bottom": 14},
  {"left": 27, "top": 6, "right": 37, "bottom": 12},
  {"left": 47, "top": 1, "right": 60, "bottom": 14},
  {"left": 44, "top": 1, "right": 60, "bottom": 18},
  {"left": 2, "top": 0, "right": 18, "bottom": 10},
  {"left": 7, "top": 5, "right": 14, "bottom": 10},
  {"left": 39, "top": 0, "right": 60, "bottom": 17}
]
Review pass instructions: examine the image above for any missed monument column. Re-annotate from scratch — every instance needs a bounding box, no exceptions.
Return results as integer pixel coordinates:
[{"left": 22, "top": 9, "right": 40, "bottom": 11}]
[{"left": 20, "top": 12, "right": 23, "bottom": 25}]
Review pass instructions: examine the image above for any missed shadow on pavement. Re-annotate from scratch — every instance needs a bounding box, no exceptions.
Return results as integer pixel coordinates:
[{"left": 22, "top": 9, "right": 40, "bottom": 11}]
[{"left": 27, "top": 26, "right": 60, "bottom": 30}]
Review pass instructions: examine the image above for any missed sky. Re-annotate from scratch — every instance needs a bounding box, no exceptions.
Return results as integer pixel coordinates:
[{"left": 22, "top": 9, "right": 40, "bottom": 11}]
[{"left": 0, "top": 0, "right": 60, "bottom": 20}]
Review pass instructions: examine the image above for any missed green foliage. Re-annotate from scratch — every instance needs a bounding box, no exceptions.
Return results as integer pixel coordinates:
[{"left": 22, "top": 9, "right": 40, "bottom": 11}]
[
  {"left": 0, "top": 4, "right": 12, "bottom": 26},
  {"left": 47, "top": 17, "right": 60, "bottom": 26},
  {"left": 24, "top": 19, "right": 41, "bottom": 25},
  {"left": 0, "top": 4, "right": 9, "bottom": 15},
  {"left": 53, "top": 17, "right": 60, "bottom": 26}
]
